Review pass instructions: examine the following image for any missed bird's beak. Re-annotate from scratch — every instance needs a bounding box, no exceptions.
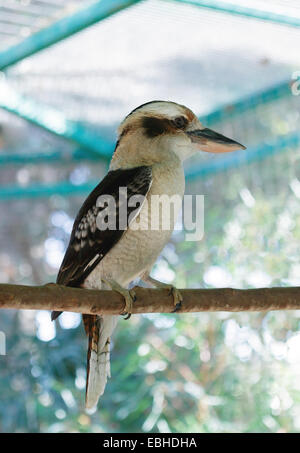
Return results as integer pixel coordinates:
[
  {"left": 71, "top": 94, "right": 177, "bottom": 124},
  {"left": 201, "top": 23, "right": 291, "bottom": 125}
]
[{"left": 186, "top": 127, "right": 246, "bottom": 153}]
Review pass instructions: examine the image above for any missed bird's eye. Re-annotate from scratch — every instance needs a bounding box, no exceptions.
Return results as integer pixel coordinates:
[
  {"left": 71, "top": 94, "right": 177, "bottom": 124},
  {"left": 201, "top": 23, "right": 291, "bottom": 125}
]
[{"left": 172, "top": 116, "right": 188, "bottom": 129}]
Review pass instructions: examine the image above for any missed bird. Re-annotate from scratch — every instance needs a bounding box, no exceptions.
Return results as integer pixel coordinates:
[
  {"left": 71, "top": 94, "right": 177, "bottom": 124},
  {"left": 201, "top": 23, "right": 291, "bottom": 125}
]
[{"left": 52, "top": 100, "right": 245, "bottom": 409}]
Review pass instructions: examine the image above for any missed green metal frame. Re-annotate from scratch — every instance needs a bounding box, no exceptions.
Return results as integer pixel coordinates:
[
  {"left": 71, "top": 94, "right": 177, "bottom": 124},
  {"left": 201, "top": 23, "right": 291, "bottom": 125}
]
[
  {"left": 0, "top": 86, "right": 113, "bottom": 158},
  {"left": 201, "top": 79, "right": 292, "bottom": 126},
  {"left": 0, "top": 0, "right": 298, "bottom": 200},
  {"left": 0, "top": 0, "right": 143, "bottom": 159},
  {"left": 0, "top": 131, "right": 299, "bottom": 200},
  {"left": 0, "top": 76, "right": 292, "bottom": 164},
  {"left": 0, "top": 0, "right": 143, "bottom": 71},
  {"left": 170, "top": 0, "right": 300, "bottom": 28},
  {"left": 0, "top": 180, "right": 98, "bottom": 201},
  {"left": 186, "top": 131, "right": 300, "bottom": 181},
  {"left": 0, "top": 148, "right": 104, "bottom": 166}
]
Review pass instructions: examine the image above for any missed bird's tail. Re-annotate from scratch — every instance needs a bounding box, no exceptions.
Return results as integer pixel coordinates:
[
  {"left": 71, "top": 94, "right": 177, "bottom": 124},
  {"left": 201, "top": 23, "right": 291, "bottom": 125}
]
[{"left": 83, "top": 313, "right": 118, "bottom": 409}]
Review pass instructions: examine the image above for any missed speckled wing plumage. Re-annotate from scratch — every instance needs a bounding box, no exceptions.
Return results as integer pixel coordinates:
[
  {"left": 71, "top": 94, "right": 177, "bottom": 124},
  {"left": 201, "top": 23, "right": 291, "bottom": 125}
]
[
  {"left": 56, "top": 166, "right": 152, "bottom": 287},
  {"left": 52, "top": 166, "right": 152, "bottom": 320}
]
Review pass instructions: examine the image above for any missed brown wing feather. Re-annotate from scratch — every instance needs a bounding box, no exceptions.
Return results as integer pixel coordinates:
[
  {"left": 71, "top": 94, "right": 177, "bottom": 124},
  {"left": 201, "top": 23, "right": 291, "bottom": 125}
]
[
  {"left": 52, "top": 166, "right": 152, "bottom": 321},
  {"left": 83, "top": 313, "right": 99, "bottom": 400}
]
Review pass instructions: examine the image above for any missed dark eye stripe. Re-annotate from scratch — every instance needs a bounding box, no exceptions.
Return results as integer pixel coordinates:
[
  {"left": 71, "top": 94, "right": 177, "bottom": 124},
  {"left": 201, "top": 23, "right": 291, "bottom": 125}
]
[
  {"left": 142, "top": 115, "right": 189, "bottom": 138},
  {"left": 142, "top": 116, "right": 171, "bottom": 138}
]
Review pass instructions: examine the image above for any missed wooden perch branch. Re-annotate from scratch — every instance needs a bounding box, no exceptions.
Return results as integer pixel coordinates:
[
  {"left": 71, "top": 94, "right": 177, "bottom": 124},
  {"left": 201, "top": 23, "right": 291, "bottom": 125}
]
[{"left": 0, "top": 283, "right": 300, "bottom": 315}]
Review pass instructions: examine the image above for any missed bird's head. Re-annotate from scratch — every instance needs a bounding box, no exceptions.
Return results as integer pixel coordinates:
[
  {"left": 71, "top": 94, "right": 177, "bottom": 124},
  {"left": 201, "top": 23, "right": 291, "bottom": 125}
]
[{"left": 110, "top": 101, "right": 246, "bottom": 169}]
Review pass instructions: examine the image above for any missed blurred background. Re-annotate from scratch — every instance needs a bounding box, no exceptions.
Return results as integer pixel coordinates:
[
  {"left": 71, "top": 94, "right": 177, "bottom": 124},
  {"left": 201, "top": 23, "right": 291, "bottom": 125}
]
[{"left": 0, "top": 0, "right": 300, "bottom": 433}]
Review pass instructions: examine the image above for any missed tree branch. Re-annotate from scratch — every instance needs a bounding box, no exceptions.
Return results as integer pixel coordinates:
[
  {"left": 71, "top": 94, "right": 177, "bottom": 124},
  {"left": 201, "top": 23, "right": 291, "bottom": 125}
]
[{"left": 0, "top": 283, "right": 299, "bottom": 315}]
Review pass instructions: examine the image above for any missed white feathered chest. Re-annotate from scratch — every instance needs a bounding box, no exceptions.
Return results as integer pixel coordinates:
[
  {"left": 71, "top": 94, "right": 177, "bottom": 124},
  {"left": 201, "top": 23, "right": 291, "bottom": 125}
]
[{"left": 84, "top": 160, "right": 185, "bottom": 288}]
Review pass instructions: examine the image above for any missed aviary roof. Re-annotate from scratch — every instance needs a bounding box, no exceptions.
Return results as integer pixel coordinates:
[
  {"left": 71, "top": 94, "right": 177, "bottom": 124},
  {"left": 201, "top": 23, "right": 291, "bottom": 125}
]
[{"left": 2, "top": 0, "right": 300, "bottom": 138}]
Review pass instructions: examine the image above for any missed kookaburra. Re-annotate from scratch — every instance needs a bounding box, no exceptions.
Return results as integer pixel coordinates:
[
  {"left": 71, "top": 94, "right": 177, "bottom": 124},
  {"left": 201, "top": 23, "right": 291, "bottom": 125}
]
[{"left": 52, "top": 101, "right": 245, "bottom": 408}]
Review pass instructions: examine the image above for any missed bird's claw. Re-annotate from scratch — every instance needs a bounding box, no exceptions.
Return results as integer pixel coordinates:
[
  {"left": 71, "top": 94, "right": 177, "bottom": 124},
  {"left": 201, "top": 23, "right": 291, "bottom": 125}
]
[
  {"left": 169, "top": 286, "right": 183, "bottom": 313},
  {"left": 101, "top": 279, "right": 135, "bottom": 320},
  {"left": 172, "top": 300, "right": 182, "bottom": 313},
  {"left": 121, "top": 289, "right": 136, "bottom": 320}
]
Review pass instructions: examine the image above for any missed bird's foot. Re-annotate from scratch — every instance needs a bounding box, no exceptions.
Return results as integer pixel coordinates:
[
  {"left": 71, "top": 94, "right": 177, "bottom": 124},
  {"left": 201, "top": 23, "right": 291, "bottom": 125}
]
[
  {"left": 141, "top": 274, "right": 183, "bottom": 313},
  {"left": 101, "top": 279, "right": 136, "bottom": 320},
  {"left": 121, "top": 289, "right": 136, "bottom": 320},
  {"left": 168, "top": 286, "right": 183, "bottom": 313}
]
